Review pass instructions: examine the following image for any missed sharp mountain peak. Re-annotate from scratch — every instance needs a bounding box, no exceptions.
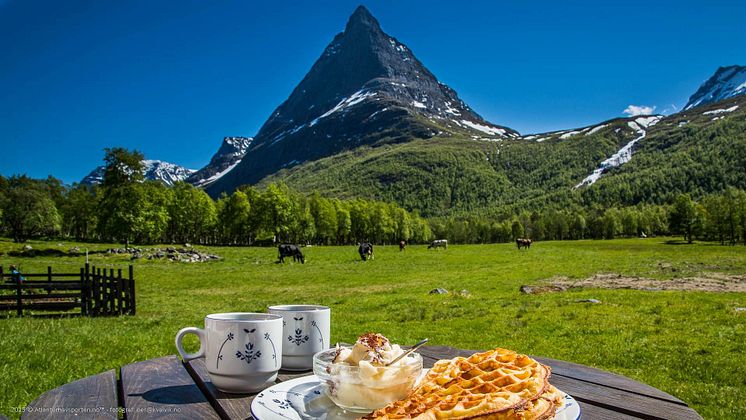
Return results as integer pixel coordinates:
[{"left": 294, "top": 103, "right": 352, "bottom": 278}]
[
  {"left": 345, "top": 5, "right": 381, "bottom": 33},
  {"left": 206, "top": 6, "right": 516, "bottom": 196}
]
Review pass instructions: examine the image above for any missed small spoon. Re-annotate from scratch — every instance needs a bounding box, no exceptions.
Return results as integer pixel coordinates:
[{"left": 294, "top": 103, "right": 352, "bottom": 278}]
[{"left": 386, "top": 338, "right": 429, "bottom": 366}]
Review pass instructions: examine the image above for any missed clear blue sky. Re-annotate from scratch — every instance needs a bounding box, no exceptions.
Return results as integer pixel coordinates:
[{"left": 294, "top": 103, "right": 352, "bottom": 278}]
[{"left": 1, "top": 0, "right": 744, "bottom": 184}]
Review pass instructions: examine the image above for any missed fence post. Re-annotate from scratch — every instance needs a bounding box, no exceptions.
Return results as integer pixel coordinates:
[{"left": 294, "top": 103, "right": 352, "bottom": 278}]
[
  {"left": 47, "top": 266, "right": 52, "bottom": 295},
  {"left": 80, "top": 267, "right": 87, "bottom": 316},
  {"left": 85, "top": 263, "right": 91, "bottom": 315},
  {"left": 97, "top": 268, "right": 104, "bottom": 316},
  {"left": 97, "top": 267, "right": 103, "bottom": 316},
  {"left": 91, "top": 267, "right": 99, "bottom": 316},
  {"left": 117, "top": 269, "right": 124, "bottom": 315},
  {"left": 99, "top": 267, "right": 105, "bottom": 316},
  {"left": 104, "top": 268, "right": 114, "bottom": 315},
  {"left": 15, "top": 272, "right": 22, "bottom": 317},
  {"left": 109, "top": 268, "right": 116, "bottom": 315},
  {"left": 129, "top": 265, "right": 136, "bottom": 315}
]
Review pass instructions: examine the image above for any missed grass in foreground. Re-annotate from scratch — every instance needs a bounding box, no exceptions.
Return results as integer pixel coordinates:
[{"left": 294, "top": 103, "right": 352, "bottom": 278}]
[{"left": 0, "top": 238, "right": 744, "bottom": 419}]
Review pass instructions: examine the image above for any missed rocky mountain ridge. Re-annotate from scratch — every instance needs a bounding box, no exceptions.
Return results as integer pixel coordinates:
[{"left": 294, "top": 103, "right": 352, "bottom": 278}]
[
  {"left": 684, "top": 65, "right": 746, "bottom": 110},
  {"left": 186, "top": 136, "right": 253, "bottom": 187},
  {"left": 81, "top": 159, "right": 196, "bottom": 186}
]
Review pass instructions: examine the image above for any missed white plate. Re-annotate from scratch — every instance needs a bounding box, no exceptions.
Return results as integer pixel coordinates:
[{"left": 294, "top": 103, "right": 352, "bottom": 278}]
[{"left": 250, "top": 375, "right": 581, "bottom": 420}]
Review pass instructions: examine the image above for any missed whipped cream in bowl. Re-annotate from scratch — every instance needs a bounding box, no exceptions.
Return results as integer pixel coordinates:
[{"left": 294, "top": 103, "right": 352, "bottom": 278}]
[{"left": 312, "top": 333, "right": 423, "bottom": 413}]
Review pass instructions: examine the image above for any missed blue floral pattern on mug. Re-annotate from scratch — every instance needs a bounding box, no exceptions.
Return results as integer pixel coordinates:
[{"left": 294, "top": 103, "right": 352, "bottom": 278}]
[
  {"left": 288, "top": 316, "right": 310, "bottom": 346},
  {"left": 215, "top": 332, "right": 234, "bottom": 369},
  {"left": 311, "top": 320, "right": 324, "bottom": 347},
  {"left": 264, "top": 332, "right": 278, "bottom": 367},
  {"left": 236, "top": 342, "right": 262, "bottom": 364},
  {"left": 235, "top": 328, "right": 261, "bottom": 364},
  {"left": 289, "top": 328, "right": 309, "bottom": 346}
]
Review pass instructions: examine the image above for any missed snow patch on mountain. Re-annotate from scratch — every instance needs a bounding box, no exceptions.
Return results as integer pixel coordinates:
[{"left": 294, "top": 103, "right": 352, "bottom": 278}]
[
  {"left": 309, "top": 90, "right": 377, "bottom": 127},
  {"left": 575, "top": 116, "right": 661, "bottom": 188},
  {"left": 196, "top": 160, "right": 242, "bottom": 187},
  {"left": 703, "top": 105, "right": 739, "bottom": 115},
  {"left": 444, "top": 102, "right": 461, "bottom": 116},
  {"left": 627, "top": 121, "right": 642, "bottom": 134},
  {"left": 460, "top": 120, "right": 506, "bottom": 136},
  {"left": 560, "top": 130, "right": 584, "bottom": 139},
  {"left": 586, "top": 124, "right": 609, "bottom": 136},
  {"left": 634, "top": 116, "right": 661, "bottom": 128}
]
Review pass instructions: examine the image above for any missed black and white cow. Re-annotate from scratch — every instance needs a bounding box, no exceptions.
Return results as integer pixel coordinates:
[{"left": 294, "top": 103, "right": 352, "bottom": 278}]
[
  {"left": 428, "top": 239, "right": 448, "bottom": 250},
  {"left": 358, "top": 243, "right": 374, "bottom": 261},
  {"left": 278, "top": 244, "right": 305, "bottom": 264},
  {"left": 516, "top": 238, "right": 532, "bottom": 250}
]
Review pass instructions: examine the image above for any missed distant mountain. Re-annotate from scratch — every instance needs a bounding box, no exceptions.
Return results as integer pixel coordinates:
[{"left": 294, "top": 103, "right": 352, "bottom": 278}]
[
  {"left": 81, "top": 160, "right": 196, "bottom": 186},
  {"left": 186, "top": 136, "right": 253, "bottom": 188},
  {"left": 684, "top": 65, "right": 746, "bottom": 110},
  {"left": 206, "top": 5, "right": 516, "bottom": 196}
]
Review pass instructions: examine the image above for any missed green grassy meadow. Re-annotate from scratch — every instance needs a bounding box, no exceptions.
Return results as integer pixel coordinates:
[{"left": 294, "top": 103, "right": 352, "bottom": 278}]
[{"left": 1, "top": 238, "right": 744, "bottom": 419}]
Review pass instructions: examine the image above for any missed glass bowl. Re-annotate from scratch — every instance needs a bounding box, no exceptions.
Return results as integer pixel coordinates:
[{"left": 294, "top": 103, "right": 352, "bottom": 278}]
[{"left": 312, "top": 347, "right": 423, "bottom": 413}]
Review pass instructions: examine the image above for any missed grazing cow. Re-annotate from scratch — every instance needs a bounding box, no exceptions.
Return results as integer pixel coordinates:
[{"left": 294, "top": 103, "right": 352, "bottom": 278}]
[
  {"left": 516, "top": 238, "right": 532, "bottom": 250},
  {"left": 358, "top": 243, "right": 374, "bottom": 261},
  {"left": 399, "top": 240, "right": 406, "bottom": 251},
  {"left": 278, "top": 244, "right": 305, "bottom": 264},
  {"left": 428, "top": 239, "right": 448, "bottom": 250}
]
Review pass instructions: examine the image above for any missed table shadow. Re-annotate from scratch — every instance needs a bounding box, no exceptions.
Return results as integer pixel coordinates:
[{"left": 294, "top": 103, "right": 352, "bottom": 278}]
[{"left": 130, "top": 385, "right": 208, "bottom": 404}]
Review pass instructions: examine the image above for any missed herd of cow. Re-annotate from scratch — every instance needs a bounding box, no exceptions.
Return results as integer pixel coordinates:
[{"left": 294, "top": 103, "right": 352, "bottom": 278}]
[{"left": 277, "top": 238, "right": 533, "bottom": 264}]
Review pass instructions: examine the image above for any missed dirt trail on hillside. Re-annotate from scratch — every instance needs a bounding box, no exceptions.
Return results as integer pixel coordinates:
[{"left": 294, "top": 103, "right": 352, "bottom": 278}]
[{"left": 528, "top": 272, "right": 746, "bottom": 293}]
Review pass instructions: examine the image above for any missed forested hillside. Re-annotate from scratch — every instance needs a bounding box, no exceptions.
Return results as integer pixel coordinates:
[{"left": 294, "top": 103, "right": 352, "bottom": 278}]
[
  {"left": 259, "top": 95, "right": 746, "bottom": 217},
  {"left": 580, "top": 96, "right": 746, "bottom": 207}
]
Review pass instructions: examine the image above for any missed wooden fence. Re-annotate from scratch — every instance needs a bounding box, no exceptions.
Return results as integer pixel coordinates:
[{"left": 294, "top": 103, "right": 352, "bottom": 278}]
[{"left": 0, "top": 264, "right": 135, "bottom": 316}]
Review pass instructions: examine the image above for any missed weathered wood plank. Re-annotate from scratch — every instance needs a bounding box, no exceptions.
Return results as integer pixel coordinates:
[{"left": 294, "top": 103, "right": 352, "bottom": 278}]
[
  {"left": 0, "top": 293, "right": 79, "bottom": 300},
  {"left": 14, "top": 273, "right": 82, "bottom": 278},
  {"left": 549, "top": 374, "right": 701, "bottom": 419},
  {"left": 185, "top": 359, "right": 255, "bottom": 420},
  {"left": 533, "top": 356, "right": 686, "bottom": 405},
  {"left": 0, "top": 302, "right": 80, "bottom": 312},
  {"left": 185, "top": 358, "right": 314, "bottom": 420},
  {"left": 121, "top": 355, "right": 218, "bottom": 419},
  {"left": 577, "top": 400, "right": 646, "bottom": 419},
  {"left": 416, "top": 345, "right": 477, "bottom": 362},
  {"left": 21, "top": 369, "right": 117, "bottom": 420},
  {"left": 0, "top": 282, "right": 83, "bottom": 290}
]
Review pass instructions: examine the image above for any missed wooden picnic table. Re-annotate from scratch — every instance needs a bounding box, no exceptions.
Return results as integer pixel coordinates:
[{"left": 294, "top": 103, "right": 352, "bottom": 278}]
[{"left": 21, "top": 346, "right": 702, "bottom": 419}]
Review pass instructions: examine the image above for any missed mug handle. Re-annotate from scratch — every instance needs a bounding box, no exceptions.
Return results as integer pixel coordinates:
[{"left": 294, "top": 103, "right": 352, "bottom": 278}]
[{"left": 175, "top": 327, "right": 206, "bottom": 361}]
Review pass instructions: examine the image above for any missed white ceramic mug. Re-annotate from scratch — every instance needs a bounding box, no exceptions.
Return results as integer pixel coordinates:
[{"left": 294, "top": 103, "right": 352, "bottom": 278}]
[
  {"left": 175, "top": 313, "right": 283, "bottom": 393},
  {"left": 268, "top": 305, "right": 330, "bottom": 370}
]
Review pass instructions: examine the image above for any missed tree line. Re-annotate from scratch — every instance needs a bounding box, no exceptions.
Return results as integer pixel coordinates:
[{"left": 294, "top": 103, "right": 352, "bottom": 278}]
[
  {"left": 0, "top": 148, "right": 431, "bottom": 245},
  {"left": 427, "top": 190, "right": 746, "bottom": 245},
  {"left": 2, "top": 148, "right": 745, "bottom": 246}
]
